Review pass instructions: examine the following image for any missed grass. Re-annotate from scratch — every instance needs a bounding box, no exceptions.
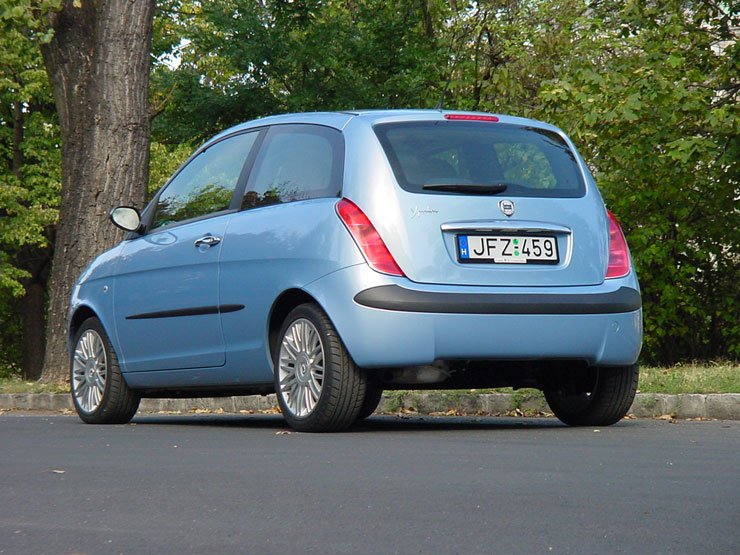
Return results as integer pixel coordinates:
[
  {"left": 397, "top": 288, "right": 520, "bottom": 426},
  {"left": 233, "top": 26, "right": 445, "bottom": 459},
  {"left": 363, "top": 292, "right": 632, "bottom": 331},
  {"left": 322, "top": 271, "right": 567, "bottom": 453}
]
[
  {"left": 0, "top": 376, "right": 68, "bottom": 394},
  {"left": 0, "top": 363, "right": 737, "bottom": 395},
  {"left": 637, "top": 363, "right": 738, "bottom": 394},
  {"left": 479, "top": 363, "right": 739, "bottom": 396},
  {"left": 400, "top": 362, "right": 738, "bottom": 398}
]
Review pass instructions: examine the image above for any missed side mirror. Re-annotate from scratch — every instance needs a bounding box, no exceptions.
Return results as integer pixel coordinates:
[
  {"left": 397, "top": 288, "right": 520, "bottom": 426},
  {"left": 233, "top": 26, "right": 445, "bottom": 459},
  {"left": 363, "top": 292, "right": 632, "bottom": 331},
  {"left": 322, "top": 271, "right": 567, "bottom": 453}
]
[{"left": 109, "top": 206, "right": 142, "bottom": 233}]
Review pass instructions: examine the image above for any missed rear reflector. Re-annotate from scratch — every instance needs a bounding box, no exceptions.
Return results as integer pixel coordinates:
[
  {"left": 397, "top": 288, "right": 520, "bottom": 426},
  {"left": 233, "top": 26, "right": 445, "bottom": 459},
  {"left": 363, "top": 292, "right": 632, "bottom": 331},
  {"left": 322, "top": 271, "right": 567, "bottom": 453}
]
[
  {"left": 606, "top": 210, "right": 631, "bottom": 279},
  {"left": 444, "top": 114, "right": 499, "bottom": 122},
  {"left": 336, "top": 199, "right": 405, "bottom": 277}
]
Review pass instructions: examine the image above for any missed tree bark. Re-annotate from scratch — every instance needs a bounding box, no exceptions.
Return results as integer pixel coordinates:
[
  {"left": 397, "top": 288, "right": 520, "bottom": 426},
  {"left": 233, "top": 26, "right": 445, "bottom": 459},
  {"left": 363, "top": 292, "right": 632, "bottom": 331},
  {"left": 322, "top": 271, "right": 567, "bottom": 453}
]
[
  {"left": 39, "top": 0, "right": 155, "bottom": 382},
  {"left": 12, "top": 100, "right": 24, "bottom": 177},
  {"left": 16, "top": 240, "right": 53, "bottom": 380},
  {"left": 418, "top": 0, "right": 435, "bottom": 40},
  {"left": 20, "top": 281, "right": 46, "bottom": 380}
]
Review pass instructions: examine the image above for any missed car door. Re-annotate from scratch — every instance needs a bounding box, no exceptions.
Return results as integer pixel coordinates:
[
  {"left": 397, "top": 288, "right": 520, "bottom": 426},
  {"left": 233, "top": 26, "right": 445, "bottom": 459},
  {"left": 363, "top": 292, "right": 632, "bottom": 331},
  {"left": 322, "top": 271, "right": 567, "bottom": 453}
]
[
  {"left": 218, "top": 124, "right": 346, "bottom": 382},
  {"left": 114, "top": 131, "right": 260, "bottom": 372}
]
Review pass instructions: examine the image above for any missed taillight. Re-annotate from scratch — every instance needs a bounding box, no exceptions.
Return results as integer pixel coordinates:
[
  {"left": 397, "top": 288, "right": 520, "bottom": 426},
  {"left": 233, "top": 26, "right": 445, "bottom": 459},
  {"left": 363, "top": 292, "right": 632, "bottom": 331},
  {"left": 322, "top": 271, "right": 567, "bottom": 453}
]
[
  {"left": 606, "top": 210, "right": 630, "bottom": 279},
  {"left": 336, "top": 199, "right": 405, "bottom": 277},
  {"left": 444, "top": 114, "right": 499, "bottom": 122}
]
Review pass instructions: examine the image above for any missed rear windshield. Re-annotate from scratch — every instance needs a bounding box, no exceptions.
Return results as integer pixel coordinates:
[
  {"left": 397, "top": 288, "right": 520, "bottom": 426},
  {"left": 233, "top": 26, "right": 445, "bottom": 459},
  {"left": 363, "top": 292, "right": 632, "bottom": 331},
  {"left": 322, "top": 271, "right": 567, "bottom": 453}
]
[{"left": 374, "top": 121, "right": 585, "bottom": 198}]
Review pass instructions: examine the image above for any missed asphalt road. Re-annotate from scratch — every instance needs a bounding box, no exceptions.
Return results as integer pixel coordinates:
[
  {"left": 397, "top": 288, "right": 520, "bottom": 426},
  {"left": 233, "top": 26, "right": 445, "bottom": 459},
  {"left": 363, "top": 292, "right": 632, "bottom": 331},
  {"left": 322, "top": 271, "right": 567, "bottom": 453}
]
[{"left": 1, "top": 414, "right": 738, "bottom": 555}]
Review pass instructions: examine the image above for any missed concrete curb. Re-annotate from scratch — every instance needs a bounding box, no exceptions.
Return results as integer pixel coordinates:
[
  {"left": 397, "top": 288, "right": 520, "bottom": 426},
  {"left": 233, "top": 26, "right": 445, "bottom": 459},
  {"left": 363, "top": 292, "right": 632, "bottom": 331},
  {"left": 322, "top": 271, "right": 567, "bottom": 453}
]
[{"left": 1, "top": 392, "right": 739, "bottom": 420}]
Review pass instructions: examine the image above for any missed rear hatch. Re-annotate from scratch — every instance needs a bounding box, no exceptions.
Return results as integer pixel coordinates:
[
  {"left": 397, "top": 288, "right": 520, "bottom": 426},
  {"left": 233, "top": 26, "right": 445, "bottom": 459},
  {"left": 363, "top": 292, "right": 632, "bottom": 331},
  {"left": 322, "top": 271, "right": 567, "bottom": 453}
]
[{"left": 365, "top": 117, "right": 607, "bottom": 287}]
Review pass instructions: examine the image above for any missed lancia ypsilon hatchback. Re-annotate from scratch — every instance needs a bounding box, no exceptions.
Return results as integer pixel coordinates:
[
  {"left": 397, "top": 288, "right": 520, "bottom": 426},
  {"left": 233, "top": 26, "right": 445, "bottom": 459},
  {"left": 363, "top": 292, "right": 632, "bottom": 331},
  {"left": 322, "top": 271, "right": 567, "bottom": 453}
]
[{"left": 68, "top": 110, "right": 642, "bottom": 431}]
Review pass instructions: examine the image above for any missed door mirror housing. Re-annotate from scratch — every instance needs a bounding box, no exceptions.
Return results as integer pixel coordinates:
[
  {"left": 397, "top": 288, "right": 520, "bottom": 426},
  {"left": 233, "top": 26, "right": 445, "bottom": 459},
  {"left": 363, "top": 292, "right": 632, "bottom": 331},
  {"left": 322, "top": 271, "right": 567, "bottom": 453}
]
[{"left": 109, "top": 206, "right": 142, "bottom": 233}]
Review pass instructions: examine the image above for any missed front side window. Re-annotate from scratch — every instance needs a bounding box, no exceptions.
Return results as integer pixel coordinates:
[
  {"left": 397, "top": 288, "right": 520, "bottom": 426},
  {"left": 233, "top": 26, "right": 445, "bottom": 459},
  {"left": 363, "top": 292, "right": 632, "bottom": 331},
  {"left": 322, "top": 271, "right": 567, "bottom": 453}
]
[
  {"left": 151, "top": 132, "right": 258, "bottom": 230},
  {"left": 374, "top": 121, "right": 585, "bottom": 198},
  {"left": 242, "top": 125, "right": 343, "bottom": 210}
]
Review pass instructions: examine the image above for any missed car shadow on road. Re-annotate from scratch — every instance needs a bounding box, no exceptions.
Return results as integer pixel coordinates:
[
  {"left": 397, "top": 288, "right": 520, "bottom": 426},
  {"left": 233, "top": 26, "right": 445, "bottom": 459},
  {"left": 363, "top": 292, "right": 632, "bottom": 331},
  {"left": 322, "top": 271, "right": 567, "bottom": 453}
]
[{"left": 131, "top": 413, "right": 640, "bottom": 433}]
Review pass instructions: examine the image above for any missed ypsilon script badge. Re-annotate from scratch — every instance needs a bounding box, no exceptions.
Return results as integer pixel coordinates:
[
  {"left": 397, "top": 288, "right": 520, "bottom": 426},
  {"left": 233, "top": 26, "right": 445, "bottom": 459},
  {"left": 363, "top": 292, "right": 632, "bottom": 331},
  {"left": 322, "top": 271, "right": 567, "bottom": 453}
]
[
  {"left": 498, "top": 199, "right": 515, "bottom": 217},
  {"left": 410, "top": 206, "right": 438, "bottom": 219}
]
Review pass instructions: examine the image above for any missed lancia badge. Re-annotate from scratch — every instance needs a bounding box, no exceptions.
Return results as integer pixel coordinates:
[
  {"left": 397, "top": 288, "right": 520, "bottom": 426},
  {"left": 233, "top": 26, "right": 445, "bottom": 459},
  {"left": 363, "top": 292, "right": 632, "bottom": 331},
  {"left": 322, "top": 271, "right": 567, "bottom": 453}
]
[{"left": 499, "top": 199, "right": 515, "bottom": 217}]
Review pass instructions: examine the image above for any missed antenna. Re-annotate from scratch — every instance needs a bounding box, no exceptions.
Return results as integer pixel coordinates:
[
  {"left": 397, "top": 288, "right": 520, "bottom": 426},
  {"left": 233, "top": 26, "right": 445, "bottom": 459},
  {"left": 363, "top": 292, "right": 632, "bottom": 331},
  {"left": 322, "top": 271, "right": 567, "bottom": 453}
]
[
  {"left": 435, "top": 27, "right": 463, "bottom": 111},
  {"left": 434, "top": 74, "right": 453, "bottom": 111}
]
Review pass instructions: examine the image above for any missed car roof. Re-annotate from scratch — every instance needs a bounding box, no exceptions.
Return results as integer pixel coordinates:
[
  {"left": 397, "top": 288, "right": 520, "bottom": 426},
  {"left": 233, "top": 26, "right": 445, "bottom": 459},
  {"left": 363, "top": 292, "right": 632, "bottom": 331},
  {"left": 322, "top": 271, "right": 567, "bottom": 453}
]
[{"left": 206, "top": 109, "right": 565, "bottom": 146}]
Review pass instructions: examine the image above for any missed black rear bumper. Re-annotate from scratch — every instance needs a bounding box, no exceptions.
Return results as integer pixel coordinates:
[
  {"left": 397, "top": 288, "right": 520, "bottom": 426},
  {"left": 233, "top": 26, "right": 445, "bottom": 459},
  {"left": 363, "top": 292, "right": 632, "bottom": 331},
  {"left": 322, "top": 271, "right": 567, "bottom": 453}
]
[{"left": 353, "top": 285, "right": 641, "bottom": 315}]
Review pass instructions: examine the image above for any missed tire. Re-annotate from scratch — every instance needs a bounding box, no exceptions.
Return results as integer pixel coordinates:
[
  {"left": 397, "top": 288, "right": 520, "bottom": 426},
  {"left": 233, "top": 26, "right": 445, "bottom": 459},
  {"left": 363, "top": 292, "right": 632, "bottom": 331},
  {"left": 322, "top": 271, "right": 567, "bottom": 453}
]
[
  {"left": 357, "top": 383, "right": 383, "bottom": 420},
  {"left": 273, "top": 303, "right": 367, "bottom": 432},
  {"left": 544, "top": 365, "right": 639, "bottom": 426},
  {"left": 70, "top": 317, "right": 140, "bottom": 424}
]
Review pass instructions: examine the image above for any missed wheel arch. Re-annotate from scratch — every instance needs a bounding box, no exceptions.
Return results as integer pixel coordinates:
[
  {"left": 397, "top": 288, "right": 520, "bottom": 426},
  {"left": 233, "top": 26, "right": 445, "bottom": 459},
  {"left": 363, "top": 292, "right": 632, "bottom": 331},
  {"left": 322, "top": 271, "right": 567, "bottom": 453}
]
[
  {"left": 267, "top": 288, "right": 322, "bottom": 360},
  {"left": 68, "top": 305, "right": 100, "bottom": 353}
]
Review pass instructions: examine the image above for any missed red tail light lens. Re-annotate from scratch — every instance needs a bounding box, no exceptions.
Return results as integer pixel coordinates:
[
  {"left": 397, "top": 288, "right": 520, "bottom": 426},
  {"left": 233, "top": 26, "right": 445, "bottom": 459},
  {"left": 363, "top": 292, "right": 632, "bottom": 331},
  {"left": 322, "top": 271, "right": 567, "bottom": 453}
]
[
  {"left": 606, "top": 210, "right": 630, "bottom": 279},
  {"left": 444, "top": 114, "right": 499, "bottom": 122},
  {"left": 336, "top": 199, "right": 405, "bottom": 277}
]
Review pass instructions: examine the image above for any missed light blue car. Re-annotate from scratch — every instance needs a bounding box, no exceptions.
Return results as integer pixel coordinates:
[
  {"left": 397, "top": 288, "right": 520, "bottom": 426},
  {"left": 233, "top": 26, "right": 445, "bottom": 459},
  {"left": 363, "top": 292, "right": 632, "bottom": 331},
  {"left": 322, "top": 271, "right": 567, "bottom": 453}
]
[{"left": 68, "top": 110, "right": 642, "bottom": 431}]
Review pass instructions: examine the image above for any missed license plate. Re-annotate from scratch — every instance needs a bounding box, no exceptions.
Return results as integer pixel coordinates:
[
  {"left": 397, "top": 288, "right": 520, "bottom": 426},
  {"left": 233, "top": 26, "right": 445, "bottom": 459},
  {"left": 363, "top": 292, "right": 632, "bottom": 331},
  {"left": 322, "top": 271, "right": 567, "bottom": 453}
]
[{"left": 457, "top": 234, "right": 558, "bottom": 264}]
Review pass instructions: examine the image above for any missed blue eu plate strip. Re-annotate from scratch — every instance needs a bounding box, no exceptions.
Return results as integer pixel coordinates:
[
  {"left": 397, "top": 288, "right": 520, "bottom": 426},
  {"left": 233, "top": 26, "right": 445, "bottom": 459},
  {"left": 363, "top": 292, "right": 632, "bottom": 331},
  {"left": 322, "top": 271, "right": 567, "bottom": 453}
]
[{"left": 458, "top": 235, "right": 469, "bottom": 259}]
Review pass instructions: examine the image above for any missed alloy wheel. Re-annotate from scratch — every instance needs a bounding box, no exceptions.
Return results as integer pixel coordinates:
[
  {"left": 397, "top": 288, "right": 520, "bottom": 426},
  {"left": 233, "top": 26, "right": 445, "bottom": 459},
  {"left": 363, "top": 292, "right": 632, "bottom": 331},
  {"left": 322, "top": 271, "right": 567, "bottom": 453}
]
[
  {"left": 277, "top": 318, "right": 325, "bottom": 417},
  {"left": 72, "top": 329, "right": 108, "bottom": 413}
]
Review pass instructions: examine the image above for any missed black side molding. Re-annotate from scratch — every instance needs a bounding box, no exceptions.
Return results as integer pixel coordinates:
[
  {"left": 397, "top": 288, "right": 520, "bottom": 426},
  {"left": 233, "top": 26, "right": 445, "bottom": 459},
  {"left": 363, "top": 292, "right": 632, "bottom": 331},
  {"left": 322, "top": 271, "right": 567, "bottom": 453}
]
[
  {"left": 126, "top": 304, "right": 245, "bottom": 320},
  {"left": 354, "top": 286, "right": 641, "bottom": 315}
]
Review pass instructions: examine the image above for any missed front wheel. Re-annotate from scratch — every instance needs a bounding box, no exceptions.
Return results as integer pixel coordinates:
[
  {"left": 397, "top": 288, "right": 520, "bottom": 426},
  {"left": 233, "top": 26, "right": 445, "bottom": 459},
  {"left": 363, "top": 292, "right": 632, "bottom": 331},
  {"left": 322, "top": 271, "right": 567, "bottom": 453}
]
[
  {"left": 544, "top": 365, "right": 638, "bottom": 426},
  {"left": 274, "top": 303, "right": 367, "bottom": 432},
  {"left": 70, "top": 317, "right": 140, "bottom": 424}
]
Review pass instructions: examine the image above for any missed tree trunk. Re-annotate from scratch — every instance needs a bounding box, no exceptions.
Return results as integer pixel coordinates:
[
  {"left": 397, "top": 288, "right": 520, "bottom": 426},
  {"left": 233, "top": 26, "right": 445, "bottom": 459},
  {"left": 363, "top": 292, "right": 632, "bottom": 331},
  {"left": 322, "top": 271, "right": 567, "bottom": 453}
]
[
  {"left": 20, "top": 280, "right": 46, "bottom": 381},
  {"left": 12, "top": 99, "right": 51, "bottom": 380},
  {"left": 16, "top": 241, "right": 53, "bottom": 380},
  {"left": 39, "top": 0, "right": 155, "bottom": 382},
  {"left": 418, "top": 0, "right": 435, "bottom": 40},
  {"left": 12, "top": 100, "right": 24, "bottom": 177}
]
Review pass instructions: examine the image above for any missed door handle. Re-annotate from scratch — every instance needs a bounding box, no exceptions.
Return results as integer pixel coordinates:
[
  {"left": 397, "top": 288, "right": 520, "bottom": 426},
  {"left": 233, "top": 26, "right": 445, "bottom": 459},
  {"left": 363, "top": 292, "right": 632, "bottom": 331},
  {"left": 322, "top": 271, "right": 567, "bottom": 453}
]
[{"left": 194, "top": 235, "right": 221, "bottom": 248}]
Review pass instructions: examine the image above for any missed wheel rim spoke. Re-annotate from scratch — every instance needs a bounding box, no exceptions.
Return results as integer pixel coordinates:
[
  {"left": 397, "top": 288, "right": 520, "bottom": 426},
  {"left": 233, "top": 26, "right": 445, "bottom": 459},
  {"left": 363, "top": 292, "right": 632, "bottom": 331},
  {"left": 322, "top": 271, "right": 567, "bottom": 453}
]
[
  {"left": 277, "top": 318, "right": 325, "bottom": 418},
  {"left": 283, "top": 337, "right": 299, "bottom": 359},
  {"left": 71, "top": 329, "right": 107, "bottom": 414},
  {"left": 308, "top": 379, "right": 321, "bottom": 402},
  {"left": 279, "top": 372, "right": 296, "bottom": 390}
]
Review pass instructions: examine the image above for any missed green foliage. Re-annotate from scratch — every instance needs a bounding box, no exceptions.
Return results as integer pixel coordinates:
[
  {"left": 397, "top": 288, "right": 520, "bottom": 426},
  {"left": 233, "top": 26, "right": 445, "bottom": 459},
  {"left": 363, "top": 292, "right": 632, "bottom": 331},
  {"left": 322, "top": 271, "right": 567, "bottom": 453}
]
[
  {"left": 151, "top": 0, "right": 448, "bottom": 144},
  {"left": 149, "top": 141, "right": 193, "bottom": 196},
  {"left": 0, "top": 0, "right": 61, "bottom": 374},
  {"left": 0, "top": 292, "right": 22, "bottom": 373}
]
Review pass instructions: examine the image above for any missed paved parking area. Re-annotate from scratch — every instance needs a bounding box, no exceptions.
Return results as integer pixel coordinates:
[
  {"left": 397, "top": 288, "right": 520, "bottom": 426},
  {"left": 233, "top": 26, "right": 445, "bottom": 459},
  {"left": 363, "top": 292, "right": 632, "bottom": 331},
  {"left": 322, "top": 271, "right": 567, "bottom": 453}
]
[{"left": 1, "top": 414, "right": 738, "bottom": 554}]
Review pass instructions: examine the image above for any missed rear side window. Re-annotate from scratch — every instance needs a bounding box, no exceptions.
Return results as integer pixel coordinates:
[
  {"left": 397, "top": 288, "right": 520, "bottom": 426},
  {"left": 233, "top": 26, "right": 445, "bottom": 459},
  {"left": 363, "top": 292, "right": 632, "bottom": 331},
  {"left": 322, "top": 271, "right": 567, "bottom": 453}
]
[
  {"left": 151, "top": 131, "right": 258, "bottom": 230},
  {"left": 242, "top": 124, "right": 343, "bottom": 210},
  {"left": 374, "top": 121, "right": 584, "bottom": 198}
]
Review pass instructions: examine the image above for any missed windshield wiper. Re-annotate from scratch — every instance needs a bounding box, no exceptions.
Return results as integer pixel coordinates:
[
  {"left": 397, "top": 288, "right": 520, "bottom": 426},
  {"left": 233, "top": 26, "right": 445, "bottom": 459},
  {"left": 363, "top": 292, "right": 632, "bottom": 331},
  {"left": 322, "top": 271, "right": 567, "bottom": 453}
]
[{"left": 422, "top": 183, "right": 509, "bottom": 195}]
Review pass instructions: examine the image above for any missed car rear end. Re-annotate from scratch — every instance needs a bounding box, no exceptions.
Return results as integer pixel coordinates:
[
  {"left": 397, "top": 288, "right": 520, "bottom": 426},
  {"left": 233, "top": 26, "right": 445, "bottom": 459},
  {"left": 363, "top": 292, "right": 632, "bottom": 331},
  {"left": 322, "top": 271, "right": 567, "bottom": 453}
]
[{"left": 305, "top": 110, "right": 641, "bottom": 424}]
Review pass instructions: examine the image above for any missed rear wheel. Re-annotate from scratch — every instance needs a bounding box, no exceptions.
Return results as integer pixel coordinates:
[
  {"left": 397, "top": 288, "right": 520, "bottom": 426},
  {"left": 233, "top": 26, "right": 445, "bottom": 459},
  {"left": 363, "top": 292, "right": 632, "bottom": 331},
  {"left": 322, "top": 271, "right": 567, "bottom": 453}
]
[
  {"left": 70, "top": 317, "right": 140, "bottom": 424},
  {"left": 544, "top": 365, "right": 638, "bottom": 426},
  {"left": 357, "top": 383, "right": 384, "bottom": 420},
  {"left": 274, "top": 303, "right": 367, "bottom": 432}
]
